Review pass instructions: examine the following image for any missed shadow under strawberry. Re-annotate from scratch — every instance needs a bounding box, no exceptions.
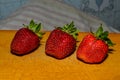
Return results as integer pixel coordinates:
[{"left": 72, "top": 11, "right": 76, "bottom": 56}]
[{"left": 108, "top": 48, "right": 115, "bottom": 54}]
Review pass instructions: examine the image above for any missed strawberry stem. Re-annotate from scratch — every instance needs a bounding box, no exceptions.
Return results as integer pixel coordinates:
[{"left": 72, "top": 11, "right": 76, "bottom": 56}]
[
  {"left": 24, "top": 20, "right": 44, "bottom": 38},
  {"left": 60, "top": 21, "right": 79, "bottom": 39},
  {"left": 94, "top": 24, "right": 115, "bottom": 46}
]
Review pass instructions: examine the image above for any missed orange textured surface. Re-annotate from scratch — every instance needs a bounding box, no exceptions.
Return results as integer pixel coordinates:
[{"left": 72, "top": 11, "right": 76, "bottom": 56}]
[{"left": 0, "top": 30, "right": 120, "bottom": 80}]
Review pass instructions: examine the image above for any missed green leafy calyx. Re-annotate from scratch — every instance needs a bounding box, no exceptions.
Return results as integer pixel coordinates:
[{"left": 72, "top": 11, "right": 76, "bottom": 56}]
[
  {"left": 94, "top": 24, "right": 115, "bottom": 46},
  {"left": 24, "top": 20, "right": 44, "bottom": 38},
  {"left": 60, "top": 21, "right": 79, "bottom": 39}
]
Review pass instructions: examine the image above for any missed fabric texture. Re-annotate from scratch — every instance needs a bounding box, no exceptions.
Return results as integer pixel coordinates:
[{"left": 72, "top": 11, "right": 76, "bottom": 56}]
[
  {"left": 63, "top": 0, "right": 120, "bottom": 32},
  {"left": 0, "top": 0, "right": 112, "bottom": 32},
  {"left": 0, "top": 0, "right": 28, "bottom": 19}
]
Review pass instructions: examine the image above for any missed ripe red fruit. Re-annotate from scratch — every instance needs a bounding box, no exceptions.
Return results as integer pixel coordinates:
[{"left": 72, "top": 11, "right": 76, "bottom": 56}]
[
  {"left": 11, "top": 20, "right": 44, "bottom": 55},
  {"left": 77, "top": 25, "right": 114, "bottom": 64},
  {"left": 45, "top": 22, "right": 79, "bottom": 59}
]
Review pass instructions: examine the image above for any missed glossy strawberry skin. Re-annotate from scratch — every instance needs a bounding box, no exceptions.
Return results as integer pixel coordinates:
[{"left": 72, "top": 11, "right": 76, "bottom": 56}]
[
  {"left": 11, "top": 28, "right": 40, "bottom": 55},
  {"left": 77, "top": 34, "right": 108, "bottom": 64},
  {"left": 45, "top": 29, "right": 76, "bottom": 59}
]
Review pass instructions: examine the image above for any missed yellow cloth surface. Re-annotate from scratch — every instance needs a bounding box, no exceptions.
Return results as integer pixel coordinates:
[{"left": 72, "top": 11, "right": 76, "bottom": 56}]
[{"left": 0, "top": 30, "right": 119, "bottom": 80}]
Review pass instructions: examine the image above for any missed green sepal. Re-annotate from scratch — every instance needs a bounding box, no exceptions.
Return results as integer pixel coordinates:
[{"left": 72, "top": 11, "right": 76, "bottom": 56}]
[
  {"left": 95, "top": 24, "right": 103, "bottom": 38},
  {"left": 60, "top": 21, "right": 79, "bottom": 39},
  {"left": 24, "top": 20, "right": 44, "bottom": 38},
  {"left": 93, "top": 24, "right": 115, "bottom": 46}
]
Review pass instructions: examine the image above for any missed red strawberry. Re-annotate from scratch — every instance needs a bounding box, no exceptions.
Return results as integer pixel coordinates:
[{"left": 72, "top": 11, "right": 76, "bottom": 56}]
[
  {"left": 45, "top": 22, "right": 79, "bottom": 59},
  {"left": 77, "top": 25, "right": 114, "bottom": 64},
  {"left": 11, "top": 20, "right": 44, "bottom": 55}
]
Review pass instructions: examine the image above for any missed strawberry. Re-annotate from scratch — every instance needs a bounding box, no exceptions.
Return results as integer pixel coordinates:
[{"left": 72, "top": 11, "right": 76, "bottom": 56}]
[
  {"left": 77, "top": 25, "right": 114, "bottom": 64},
  {"left": 11, "top": 20, "right": 44, "bottom": 55},
  {"left": 45, "top": 22, "right": 79, "bottom": 59}
]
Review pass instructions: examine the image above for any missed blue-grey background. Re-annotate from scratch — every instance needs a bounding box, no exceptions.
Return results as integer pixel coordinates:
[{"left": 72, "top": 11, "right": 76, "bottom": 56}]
[
  {"left": 63, "top": 0, "right": 120, "bottom": 31},
  {"left": 0, "top": 0, "right": 28, "bottom": 19},
  {"left": 0, "top": 0, "right": 120, "bottom": 31}
]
